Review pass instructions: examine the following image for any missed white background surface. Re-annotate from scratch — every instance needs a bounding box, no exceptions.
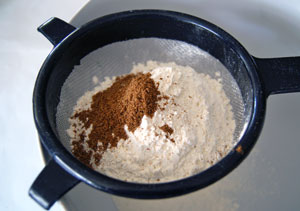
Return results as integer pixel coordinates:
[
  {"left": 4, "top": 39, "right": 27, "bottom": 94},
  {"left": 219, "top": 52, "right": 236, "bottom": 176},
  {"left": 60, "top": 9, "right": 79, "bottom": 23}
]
[{"left": 1, "top": 0, "right": 300, "bottom": 211}]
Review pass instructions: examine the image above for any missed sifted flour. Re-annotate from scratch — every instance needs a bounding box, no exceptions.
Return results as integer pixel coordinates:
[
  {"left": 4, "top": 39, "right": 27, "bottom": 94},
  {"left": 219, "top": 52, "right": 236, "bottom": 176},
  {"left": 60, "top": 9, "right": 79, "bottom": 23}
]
[{"left": 67, "top": 61, "right": 236, "bottom": 183}]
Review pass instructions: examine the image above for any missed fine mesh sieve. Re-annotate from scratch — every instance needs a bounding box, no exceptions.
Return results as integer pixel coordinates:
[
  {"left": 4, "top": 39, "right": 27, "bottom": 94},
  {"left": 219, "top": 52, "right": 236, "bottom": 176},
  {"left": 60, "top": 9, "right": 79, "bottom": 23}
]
[
  {"left": 56, "top": 38, "right": 252, "bottom": 152},
  {"left": 30, "top": 10, "right": 300, "bottom": 210}
]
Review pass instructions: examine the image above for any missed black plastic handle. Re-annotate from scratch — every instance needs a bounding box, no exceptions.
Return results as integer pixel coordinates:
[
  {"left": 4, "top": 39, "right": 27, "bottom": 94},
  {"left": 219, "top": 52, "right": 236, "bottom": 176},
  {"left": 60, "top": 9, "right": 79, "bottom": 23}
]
[
  {"left": 29, "top": 158, "right": 79, "bottom": 209},
  {"left": 38, "top": 17, "right": 77, "bottom": 46},
  {"left": 254, "top": 57, "right": 300, "bottom": 97}
]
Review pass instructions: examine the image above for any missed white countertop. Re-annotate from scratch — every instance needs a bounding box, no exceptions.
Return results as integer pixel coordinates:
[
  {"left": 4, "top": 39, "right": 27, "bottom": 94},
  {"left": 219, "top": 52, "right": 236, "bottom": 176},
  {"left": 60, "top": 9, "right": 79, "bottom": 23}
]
[{"left": 1, "top": 0, "right": 300, "bottom": 211}]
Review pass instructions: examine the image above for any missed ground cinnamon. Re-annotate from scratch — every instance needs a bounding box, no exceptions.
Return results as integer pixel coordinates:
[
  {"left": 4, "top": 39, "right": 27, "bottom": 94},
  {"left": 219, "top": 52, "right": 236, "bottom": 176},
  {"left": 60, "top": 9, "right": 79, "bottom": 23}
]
[
  {"left": 160, "top": 124, "right": 174, "bottom": 135},
  {"left": 71, "top": 73, "right": 161, "bottom": 166},
  {"left": 160, "top": 124, "right": 175, "bottom": 143}
]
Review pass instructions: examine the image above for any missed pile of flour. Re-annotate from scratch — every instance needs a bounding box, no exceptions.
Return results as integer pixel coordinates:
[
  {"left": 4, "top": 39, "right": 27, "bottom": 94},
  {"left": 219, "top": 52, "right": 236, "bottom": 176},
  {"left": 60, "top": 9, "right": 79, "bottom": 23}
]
[{"left": 68, "top": 61, "right": 236, "bottom": 183}]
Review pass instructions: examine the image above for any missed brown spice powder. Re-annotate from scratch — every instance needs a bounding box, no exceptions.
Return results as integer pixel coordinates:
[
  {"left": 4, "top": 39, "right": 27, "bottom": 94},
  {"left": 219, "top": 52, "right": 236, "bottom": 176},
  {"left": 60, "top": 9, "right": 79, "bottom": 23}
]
[
  {"left": 160, "top": 124, "right": 174, "bottom": 135},
  {"left": 160, "top": 124, "right": 175, "bottom": 143},
  {"left": 235, "top": 145, "right": 244, "bottom": 155},
  {"left": 71, "top": 73, "right": 161, "bottom": 166}
]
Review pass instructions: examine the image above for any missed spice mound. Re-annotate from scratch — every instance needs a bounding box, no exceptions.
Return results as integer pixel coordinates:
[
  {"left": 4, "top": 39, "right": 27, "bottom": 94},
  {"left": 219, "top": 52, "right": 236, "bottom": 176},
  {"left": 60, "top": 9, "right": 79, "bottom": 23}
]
[
  {"left": 70, "top": 72, "right": 160, "bottom": 167},
  {"left": 67, "top": 61, "right": 236, "bottom": 183}
]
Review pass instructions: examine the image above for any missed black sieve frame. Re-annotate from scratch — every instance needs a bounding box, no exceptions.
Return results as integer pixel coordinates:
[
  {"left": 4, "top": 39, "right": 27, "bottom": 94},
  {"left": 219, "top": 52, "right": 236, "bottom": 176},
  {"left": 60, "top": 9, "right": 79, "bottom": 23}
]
[{"left": 30, "top": 10, "right": 300, "bottom": 210}]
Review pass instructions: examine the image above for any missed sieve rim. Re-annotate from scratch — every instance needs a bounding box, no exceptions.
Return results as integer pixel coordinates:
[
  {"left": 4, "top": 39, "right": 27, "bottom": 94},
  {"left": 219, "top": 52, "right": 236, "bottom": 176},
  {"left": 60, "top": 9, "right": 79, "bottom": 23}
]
[{"left": 33, "top": 9, "right": 266, "bottom": 198}]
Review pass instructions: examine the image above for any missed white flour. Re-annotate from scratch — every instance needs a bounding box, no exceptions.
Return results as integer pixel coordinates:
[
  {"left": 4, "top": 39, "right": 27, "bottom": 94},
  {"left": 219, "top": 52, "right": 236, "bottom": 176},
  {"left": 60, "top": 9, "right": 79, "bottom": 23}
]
[{"left": 68, "top": 61, "right": 236, "bottom": 183}]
